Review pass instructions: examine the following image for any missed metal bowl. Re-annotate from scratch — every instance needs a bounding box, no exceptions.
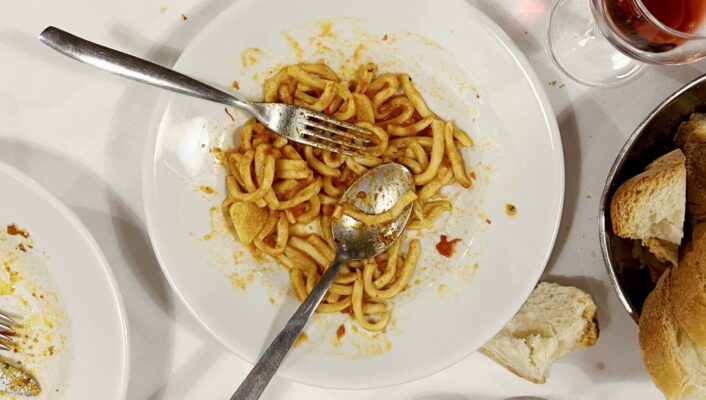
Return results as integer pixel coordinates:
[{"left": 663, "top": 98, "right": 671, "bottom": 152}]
[{"left": 600, "top": 73, "right": 706, "bottom": 323}]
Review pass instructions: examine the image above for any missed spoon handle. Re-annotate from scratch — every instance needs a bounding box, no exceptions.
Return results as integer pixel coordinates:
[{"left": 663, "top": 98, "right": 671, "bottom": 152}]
[{"left": 232, "top": 258, "right": 345, "bottom": 400}]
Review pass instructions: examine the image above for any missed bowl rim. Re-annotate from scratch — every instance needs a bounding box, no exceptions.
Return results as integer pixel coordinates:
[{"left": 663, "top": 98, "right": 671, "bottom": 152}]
[{"left": 599, "top": 73, "right": 706, "bottom": 323}]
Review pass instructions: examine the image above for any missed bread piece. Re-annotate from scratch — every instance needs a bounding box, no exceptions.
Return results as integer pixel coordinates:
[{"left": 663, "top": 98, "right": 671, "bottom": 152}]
[
  {"left": 480, "top": 282, "right": 599, "bottom": 384},
  {"left": 611, "top": 149, "right": 686, "bottom": 262},
  {"left": 671, "top": 224, "right": 706, "bottom": 347},
  {"left": 640, "top": 270, "right": 687, "bottom": 398},
  {"left": 675, "top": 113, "right": 706, "bottom": 224},
  {"left": 228, "top": 201, "right": 267, "bottom": 245},
  {"left": 632, "top": 239, "right": 673, "bottom": 282},
  {"left": 640, "top": 270, "right": 706, "bottom": 400},
  {"left": 642, "top": 237, "right": 679, "bottom": 268}
]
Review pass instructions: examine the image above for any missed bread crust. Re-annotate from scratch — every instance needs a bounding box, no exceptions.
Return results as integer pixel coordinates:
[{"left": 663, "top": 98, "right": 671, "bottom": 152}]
[
  {"left": 671, "top": 224, "right": 706, "bottom": 347},
  {"left": 639, "top": 270, "right": 687, "bottom": 398},
  {"left": 675, "top": 113, "right": 706, "bottom": 225},
  {"left": 580, "top": 305, "right": 600, "bottom": 348}
]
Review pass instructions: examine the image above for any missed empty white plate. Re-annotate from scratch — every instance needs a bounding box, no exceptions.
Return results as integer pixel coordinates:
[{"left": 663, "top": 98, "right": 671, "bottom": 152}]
[{"left": 0, "top": 161, "right": 129, "bottom": 399}]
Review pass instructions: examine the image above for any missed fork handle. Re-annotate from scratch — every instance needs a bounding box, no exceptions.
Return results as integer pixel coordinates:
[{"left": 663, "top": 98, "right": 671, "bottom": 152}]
[{"left": 38, "top": 26, "right": 253, "bottom": 112}]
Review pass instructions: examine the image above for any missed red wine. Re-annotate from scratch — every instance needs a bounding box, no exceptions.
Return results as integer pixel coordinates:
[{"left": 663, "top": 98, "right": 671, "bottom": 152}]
[
  {"left": 605, "top": 0, "right": 706, "bottom": 52},
  {"left": 642, "top": 0, "right": 706, "bottom": 33}
]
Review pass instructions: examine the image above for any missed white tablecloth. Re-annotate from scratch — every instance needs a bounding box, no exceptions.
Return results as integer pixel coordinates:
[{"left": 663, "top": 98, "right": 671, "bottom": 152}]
[{"left": 3, "top": 0, "right": 703, "bottom": 398}]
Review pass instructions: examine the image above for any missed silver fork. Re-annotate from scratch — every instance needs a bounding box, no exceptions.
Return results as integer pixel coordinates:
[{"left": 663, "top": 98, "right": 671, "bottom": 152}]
[
  {"left": 0, "top": 311, "right": 40, "bottom": 397},
  {"left": 0, "top": 312, "right": 15, "bottom": 351},
  {"left": 38, "top": 27, "right": 371, "bottom": 157}
]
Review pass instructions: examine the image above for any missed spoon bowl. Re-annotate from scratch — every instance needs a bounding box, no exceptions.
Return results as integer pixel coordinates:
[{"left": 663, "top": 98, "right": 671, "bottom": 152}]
[
  {"left": 233, "top": 163, "right": 414, "bottom": 400},
  {"left": 333, "top": 163, "right": 415, "bottom": 261}
]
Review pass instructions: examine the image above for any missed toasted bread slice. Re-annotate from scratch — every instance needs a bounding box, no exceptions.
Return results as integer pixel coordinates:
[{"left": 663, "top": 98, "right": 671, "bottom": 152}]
[
  {"left": 611, "top": 149, "right": 686, "bottom": 262},
  {"left": 480, "top": 282, "right": 599, "bottom": 384}
]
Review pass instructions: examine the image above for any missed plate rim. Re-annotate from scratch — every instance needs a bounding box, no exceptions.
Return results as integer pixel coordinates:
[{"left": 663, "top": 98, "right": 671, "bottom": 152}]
[
  {"left": 142, "top": 0, "right": 564, "bottom": 389},
  {"left": 0, "top": 160, "right": 131, "bottom": 399}
]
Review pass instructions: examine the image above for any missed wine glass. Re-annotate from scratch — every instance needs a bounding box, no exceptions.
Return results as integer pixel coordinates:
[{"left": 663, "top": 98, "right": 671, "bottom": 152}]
[{"left": 549, "top": 0, "right": 706, "bottom": 88}]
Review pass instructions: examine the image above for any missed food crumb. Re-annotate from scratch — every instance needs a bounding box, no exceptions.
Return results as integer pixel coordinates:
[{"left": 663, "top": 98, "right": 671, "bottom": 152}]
[
  {"left": 7, "top": 224, "right": 29, "bottom": 238},
  {"left": 469, "top": 171, "right": 477, "bottom": 180},
  {"left": 180, "top": 13, "right": 188, "bottom": 21},
  {"left": 382, "top": 34, "right": 389, "bottom": 41},
  {"left": 224, "top": 108, "right": 235, "bottom": 121},
  {"left": 241, "top": 47, "right": 265, "bottom": 68},
  {"left": 549, "top": 80, "right": 557, "bottom": 86},
  {"left": 198, "top": 186, "right": 215, "bottom": 195},
  {"left": 293, "top": 332, "right": 308, "bottom": 348},
  {"left": 437, "top": 283, "right": 448, "bottom": 297},
  {"left": 485, "top": 218, "right": 492, "bottom": 225},
  {"left": 505, "top": 203, "right": 517, "bottom": 217},
  {"left": 336, "top": 324, "right": 346, "bottom": 340},
  {"left": 231, "top": 80, "right": 240, "bottom": 90},
  {"left": 229, "top": 272, "right": 246, "bottom": 290},
  {"left": 319, "top": 21, "right": 334, "bottom": 37},
  {"left": 559, "top": 84, "right": 566, "bottom": 88},
  {"left": 435, "top": 235, "right": 461, "bottom": 258},
  {"left": 210, "top": 147, "right": 226, "bottom": 165},
  {"left": 159, "top": 5, "right": 167, "bottom": 12}
]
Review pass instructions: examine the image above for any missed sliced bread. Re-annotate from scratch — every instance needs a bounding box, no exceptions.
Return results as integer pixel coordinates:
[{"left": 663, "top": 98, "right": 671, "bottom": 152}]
[
  {"left": 480, "top": 282, "right": 599, "bottom": 384},
  {"left": 611, "top": 148, "right": 686, "bottom": 264}
]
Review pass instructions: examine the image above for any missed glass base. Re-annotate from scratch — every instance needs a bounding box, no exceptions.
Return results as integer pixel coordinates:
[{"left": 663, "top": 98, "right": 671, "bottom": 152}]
[{"left": 548, "top": 0, "right": 646, "bottom": 88}]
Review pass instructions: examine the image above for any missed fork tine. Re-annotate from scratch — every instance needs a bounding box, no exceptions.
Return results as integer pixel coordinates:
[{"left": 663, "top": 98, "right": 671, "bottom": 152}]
[
  {"left": 300, "top": 128, "right": 365, "bottom": 150},
  {"left": 294, "top": 135, "right": 356, "bottom": 157},
  {"left": 0, "top": 313, "right": 15, "bottom": 326},
  {"left": 306, "top": 113, "right": 374, "bottom": 136},
  {"left": 303, "top": 120, "right": 371, "bottom": 143},
  {"left": 0, "top": 334, "right": 13, "bottom": 343},
  {"left": 0, "top": 343, "right": 9, "bottom": 351},
  {"left": 0, "top": 323, "right": 14, "bottom": 334}
]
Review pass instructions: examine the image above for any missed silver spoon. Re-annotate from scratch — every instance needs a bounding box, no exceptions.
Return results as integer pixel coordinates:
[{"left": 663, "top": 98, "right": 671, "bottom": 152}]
[{"left": 232, "top": 163, "right": 414, "bottom": 400}]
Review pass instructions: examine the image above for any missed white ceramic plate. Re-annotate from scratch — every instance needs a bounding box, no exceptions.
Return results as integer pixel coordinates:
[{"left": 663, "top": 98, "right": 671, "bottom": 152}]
[
  {"left": 0, "top": 161, "right": 129, "bottom": 399},
  {"left": 144, "top": 0, "right": 563, "bottom": 389}
]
